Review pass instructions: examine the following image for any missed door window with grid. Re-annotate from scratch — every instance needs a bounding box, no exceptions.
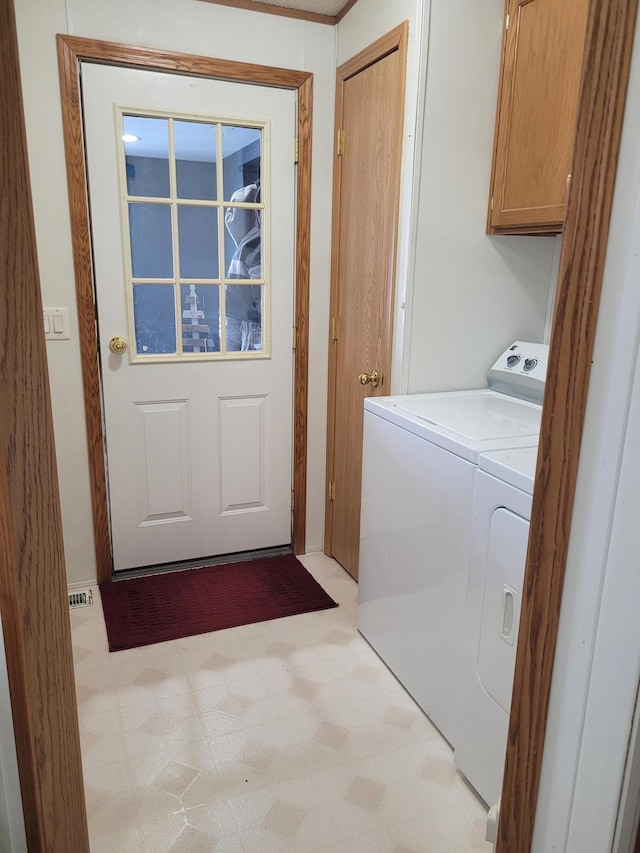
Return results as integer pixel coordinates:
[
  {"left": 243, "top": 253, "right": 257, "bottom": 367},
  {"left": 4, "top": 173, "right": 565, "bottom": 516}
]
[{"left": 118, "top": 109, "right": 269, "bottom": 361}]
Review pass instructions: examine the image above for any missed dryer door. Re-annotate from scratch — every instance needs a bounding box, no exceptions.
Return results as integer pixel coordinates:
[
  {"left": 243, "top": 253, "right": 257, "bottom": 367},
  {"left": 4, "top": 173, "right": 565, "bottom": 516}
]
[{"left": 478, "top": 507, "right": 530, "bottom": 712}]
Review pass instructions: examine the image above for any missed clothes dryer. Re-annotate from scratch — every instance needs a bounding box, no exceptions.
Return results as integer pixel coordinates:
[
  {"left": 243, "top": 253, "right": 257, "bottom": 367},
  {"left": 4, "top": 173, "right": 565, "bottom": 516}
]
[
  {"left": 454, "top": 445, "right": 538, "bottom": 805},
  {"left": 357, "top": 342, "right": 546, "bottom": 746}
]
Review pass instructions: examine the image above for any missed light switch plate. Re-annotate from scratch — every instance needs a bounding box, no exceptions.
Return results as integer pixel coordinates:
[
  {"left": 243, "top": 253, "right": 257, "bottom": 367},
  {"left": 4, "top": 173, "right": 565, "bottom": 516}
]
[{"left": 43, "top": 308, "right": 70, "bottom": 341}]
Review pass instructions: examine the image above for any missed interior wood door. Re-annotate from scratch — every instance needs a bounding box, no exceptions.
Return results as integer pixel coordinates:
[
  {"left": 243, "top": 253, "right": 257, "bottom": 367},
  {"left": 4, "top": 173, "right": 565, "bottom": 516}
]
[
  {"left": 82, "top": 63, "right": 296, "bottom": 571},
  {"left": 324, "top": 24, "right": 408, "bottom": 580}
]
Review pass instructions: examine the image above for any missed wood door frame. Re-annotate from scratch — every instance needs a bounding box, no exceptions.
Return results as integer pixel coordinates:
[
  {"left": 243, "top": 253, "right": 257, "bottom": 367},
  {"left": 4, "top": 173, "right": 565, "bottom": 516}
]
[
  {"left": 497, "top": 0, "right": 639, "bottom": 849},
  {"left": 323, "top": 22, "right": 408, "bottom": 559},
  {"left": 1, "top": 3, "right": 89, "bottom": 849},
  {"left": 57, "top": 35, "right": 312, "bottom": 584}
]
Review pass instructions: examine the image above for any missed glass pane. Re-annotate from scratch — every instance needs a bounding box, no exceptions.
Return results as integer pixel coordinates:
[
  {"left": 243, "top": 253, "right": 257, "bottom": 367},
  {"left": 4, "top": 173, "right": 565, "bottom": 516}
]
[
  {"left": 225, "top": 284, "right": 262, "bottom": 352},
  {"left": 129, "top": 203, "right": 173, "bottom": 278},
  {"left": 123, "top": 116, "right": 170, "bottom": 198},
  {"left": 181, "top": 284, "right": 220, "bottom": 353},
  {"left": 222, "top": 125, "right": 261, "bottom": 201},
  {"left": 133, "top": 284, "right": 177, "bottom": 354},
  {"left": 175, "top": 120, "right": 217, "bottom": 201},
  {"left": 224, "top": 206, "right": 262, "bottom": 279},
  {"left": 178, "top": 206, "right": 219, "bottom": 279}
]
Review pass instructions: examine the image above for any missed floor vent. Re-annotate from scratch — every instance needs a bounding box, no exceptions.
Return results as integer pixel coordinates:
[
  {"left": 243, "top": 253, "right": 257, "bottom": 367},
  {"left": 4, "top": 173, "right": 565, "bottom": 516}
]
[{"left": 68, "top": 589, "right": 93, "bottom": 609}]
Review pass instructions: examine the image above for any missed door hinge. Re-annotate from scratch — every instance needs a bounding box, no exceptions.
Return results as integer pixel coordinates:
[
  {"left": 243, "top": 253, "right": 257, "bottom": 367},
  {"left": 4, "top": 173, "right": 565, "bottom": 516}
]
[
  {"left": 505, "top": 13, "right": 510, "bottom": 30},
  {"left": 292, "top": 326, "right": 297, "bottom": 349},
  {"left": 336, "top": 129, "right": 345, "bottom": 157},
  {"left": 328, "top": 480, "right": 335, "bottom": 501},
  {"left": 291, "top": 490, "right": 295, "bottom": 511},
  {"left": 294, "top": 137, "right": 299, "bottom": 164},
  {"left": 330, "top": 317, "right": 338, "bottom": 341},
  {"left": 490, "top": 195, "right": 494, "bottom": 211}
]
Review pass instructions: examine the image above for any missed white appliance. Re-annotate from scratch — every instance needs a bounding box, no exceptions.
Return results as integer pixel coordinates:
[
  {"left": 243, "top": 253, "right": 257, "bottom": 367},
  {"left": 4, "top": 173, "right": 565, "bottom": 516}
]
[
  {"left": 357, "top": 342, "right": 547, "bottom": 746},
  {"left": 454, "top": 445, "right": 537, "bottom": 806}
]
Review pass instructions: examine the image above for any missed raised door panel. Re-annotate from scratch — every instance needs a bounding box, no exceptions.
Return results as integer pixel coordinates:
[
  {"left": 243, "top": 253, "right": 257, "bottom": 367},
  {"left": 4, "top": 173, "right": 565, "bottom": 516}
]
[{"left": 488, "top": 0, "right": 589, "bottom": 234}]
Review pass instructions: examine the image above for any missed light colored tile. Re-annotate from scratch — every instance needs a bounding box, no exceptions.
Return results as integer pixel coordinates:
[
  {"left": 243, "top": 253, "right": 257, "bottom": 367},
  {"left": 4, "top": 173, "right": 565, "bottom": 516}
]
[
  {"left": 182, "top": 798, "right": 239, "bottom": 838},
  {"left": 133, "top": 784, "right": 183, "bottom": 825},
  {"left": 138, "top": 812, "right": 186, "bottom": 853},
  {"left": 217, "top": 760, "right": 270, "bottom": 796},
  {"left": 325, "top": 799, "right": 385, "bottom": 841},
  {"left": 81, "top": 732, "right": 128, "bottom": 770},
  {"left": 260, "top": 798, "right": 306, "bottom": 840},
  {"left": 83, "top": 760, "right": 132, "bottom": 816},
  {"left": 153, "top": 761, "right": 199, "bottom": 798},
  {"left": 262, "top": 744, "right": 308, "bottom": 784},
  {"left": 86, "top": 791, "right": 138, "bottom": 839},
  {"left": 386, "top": 815, "right": 451, "bottom": 853},
  {"left": 344, "top": 775, "right": 386, "bottom": 811},
  {"left": 89, "top": 825, "right": 143, "bottom": 853},
  {"left": 167, "top": 824, "right": 218, "bottom": 852},
  {"left": 128, "top": 742, "right": 217, "bottom": 788},
  {"left": 310, "top": 763, "right": 355, "bottom": 804},
  {"left": 314, "top": 721, "right": 349, "bottom": 750},
  {"left": 179, "top": 766, "right": 226, "bottom": 808},
  {"left": 74, "top": 555, "right": 495, "bottom": 853},
  {"left": 227, "top": 787, "right": 273, "bottom": 832}
]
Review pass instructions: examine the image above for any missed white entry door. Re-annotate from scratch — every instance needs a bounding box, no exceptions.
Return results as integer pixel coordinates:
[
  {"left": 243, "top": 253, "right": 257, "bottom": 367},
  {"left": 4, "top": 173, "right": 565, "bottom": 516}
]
[{"left": 81, "top": 64, "right": 296, "bottom": 571}]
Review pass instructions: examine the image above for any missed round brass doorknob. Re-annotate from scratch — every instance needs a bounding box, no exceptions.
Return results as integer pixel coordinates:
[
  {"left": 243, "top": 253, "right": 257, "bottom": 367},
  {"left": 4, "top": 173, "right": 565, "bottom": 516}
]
[
  {"left": 358, "top": 369, "right": 379, "bottom": 388},
  {"left": 109, "top": 335, "right": 128, "bottom": 355}
]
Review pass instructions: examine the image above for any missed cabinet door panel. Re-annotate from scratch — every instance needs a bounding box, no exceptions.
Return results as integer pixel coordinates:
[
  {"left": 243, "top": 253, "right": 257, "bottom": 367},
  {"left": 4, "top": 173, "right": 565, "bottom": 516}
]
[{"left": 488, "top": 0, "right": 589, "bottom": 234}]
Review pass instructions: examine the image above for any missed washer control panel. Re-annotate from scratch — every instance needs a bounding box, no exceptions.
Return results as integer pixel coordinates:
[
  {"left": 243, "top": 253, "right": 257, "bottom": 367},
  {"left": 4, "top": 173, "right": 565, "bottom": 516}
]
[{"left": 487, "top": 341, "right": 549, "bottom": 404}]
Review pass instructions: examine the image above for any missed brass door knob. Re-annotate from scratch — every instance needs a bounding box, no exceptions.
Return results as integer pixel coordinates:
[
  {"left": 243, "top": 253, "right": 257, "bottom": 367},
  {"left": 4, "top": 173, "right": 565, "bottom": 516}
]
[
  {"left": 358, "top": 369, "right": 379, "bottom": 388},
  {"left": 109, "top": 335, "right": 128, "bottom": 355}
]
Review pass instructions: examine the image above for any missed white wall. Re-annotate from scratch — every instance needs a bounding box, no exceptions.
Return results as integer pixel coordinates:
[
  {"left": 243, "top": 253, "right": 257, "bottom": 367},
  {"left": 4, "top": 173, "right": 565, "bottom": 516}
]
[
  {"left": 405, "top": 0, "right": 558, "bottom": 392},
  {"left": 14, "top": 0, "right": 337, "bottom": 583},
  {"left": 533, "top": 11, "right": 640, "bottom": 850},
  {"left": 0, "top": 615, "right": 27, "bottom": 853}
]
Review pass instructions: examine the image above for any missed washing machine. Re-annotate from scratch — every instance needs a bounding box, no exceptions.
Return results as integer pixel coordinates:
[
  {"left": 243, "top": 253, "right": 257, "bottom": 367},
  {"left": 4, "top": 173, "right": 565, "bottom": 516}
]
[
  {"left": 454, "top": 445, "right": 537, "bottom": 806},
  {"left": 357, "top": 342, "right": 547, "bottom": 747}
]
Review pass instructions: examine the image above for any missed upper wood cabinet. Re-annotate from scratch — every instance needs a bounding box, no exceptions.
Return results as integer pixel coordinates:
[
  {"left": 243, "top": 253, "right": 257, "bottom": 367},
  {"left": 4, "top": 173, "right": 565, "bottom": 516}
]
[{"left": 487, "top": 0, "right": 590, "bottom": 235}]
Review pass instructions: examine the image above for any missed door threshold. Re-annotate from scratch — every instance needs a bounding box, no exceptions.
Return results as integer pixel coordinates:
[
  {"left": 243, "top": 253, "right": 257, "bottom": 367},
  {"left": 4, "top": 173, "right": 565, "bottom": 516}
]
[{"left": 111, "top": 544, "right": 293, "bottom": 581}]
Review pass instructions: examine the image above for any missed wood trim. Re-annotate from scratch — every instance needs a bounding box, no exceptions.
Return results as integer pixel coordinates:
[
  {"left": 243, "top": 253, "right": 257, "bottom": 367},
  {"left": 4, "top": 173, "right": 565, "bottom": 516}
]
[
  {"left": 335, "top": 0, "right": 359, "bottom": 23},
  {"left": 338, "top": 21, "right": 408, "bottom": 80},
  {"left": 57, "top": 35, "right": 312, "bottom": 579},
  {"left": 323, "top": 22, "right": 408, "bottom": 556},
  {"left": 292, "top": 74, "right": 313, "bottom": 552},
  {"left": 497, "top": 0, "right": 639, "bottom": 850},
  {"left": 0, "top": 3, "right": 89, "bottom": 849},
  {"left": 196, "top": 0, "right": 338, "bottom": 25}
]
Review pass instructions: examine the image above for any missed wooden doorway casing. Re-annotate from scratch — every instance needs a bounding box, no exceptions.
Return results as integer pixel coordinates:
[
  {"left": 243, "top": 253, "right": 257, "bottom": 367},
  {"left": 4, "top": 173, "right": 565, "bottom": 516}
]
[
  {"left": 324, "top": 23, "right": 408, "bottom": 580},
  {"left": 0, "top": 2, "right": 89, "bottom": 849},
  {"left": 497, "top": 0, "right": 639, "bottom": 849},
  {"left": 57, "top": 35, "right": 313, "bottom": 584}
]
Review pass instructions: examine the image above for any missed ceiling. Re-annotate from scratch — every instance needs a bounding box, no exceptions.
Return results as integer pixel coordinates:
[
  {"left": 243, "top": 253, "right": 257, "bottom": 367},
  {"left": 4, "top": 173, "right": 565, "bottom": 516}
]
[
  {"left": 245, "top": 0, "right": 351, "bottom": 13},
  {"left": 200, "top": 0, "right": 355, "bottom": 21}
]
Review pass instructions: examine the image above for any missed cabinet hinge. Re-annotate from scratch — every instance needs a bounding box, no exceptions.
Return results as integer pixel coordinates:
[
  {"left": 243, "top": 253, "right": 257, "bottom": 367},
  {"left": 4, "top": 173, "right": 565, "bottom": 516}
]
[
  {"left": 294, "top": 137, "right": 299, "bottom": 164},
  {"left": 328, "top": 480, "right": 335, "bottom": 501},
  {"left": 292, "top": 326, "right": 297, "bottom": 349},
  {"left": 336, "top": 129, "right": 345, "bottom": 157},
  {"left": 505, "top": 13, "right": 510, "bottom": 30},
  {"left": 330, "top": 316, "right": 338, "bottom": 341}
]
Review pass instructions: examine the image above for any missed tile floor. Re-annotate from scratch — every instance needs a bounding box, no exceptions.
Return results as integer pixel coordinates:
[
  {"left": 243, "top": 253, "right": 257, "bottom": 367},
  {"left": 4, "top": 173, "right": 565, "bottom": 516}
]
[{"left": 71, "top": 552, "right": 493, "bottom": 853}]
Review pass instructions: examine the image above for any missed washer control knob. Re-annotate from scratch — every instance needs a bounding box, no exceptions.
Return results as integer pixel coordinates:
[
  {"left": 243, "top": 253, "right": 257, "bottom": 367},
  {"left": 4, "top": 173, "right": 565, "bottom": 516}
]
[
  {"left": 523, "top": 357, "right": 538, "bottom": 372},
  {"left": 507, "top": 354, "right": 521, "bottom": 368}
]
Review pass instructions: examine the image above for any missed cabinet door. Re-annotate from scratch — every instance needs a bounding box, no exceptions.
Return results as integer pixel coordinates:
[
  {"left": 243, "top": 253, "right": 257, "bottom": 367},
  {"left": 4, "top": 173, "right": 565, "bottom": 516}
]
[{"left": 487, "top": 0, "right": 589, "bottom": 235}]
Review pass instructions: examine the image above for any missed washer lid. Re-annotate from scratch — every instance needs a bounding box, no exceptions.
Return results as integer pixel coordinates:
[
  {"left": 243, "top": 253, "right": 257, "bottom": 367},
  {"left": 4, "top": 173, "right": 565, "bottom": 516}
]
[{"left": 394, "top": 395, "right": 542, "bottom": 441}]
